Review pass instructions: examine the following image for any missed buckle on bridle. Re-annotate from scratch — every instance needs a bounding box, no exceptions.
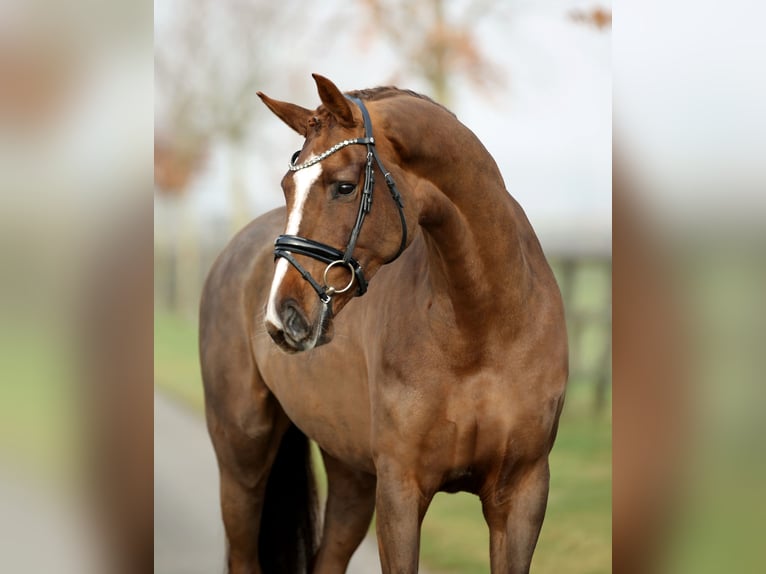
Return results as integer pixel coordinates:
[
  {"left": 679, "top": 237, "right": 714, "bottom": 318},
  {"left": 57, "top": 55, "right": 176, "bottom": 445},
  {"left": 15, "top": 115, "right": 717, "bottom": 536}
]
[{"left": 322, "top": 260, "right": 356, "bottom": 297}]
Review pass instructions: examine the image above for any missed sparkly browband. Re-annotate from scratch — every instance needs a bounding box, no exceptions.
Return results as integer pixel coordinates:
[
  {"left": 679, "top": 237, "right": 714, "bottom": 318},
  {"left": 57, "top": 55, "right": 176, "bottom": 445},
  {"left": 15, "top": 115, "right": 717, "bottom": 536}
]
[{"left": 288, "top": 137, "right": 373, "bottom": 171}]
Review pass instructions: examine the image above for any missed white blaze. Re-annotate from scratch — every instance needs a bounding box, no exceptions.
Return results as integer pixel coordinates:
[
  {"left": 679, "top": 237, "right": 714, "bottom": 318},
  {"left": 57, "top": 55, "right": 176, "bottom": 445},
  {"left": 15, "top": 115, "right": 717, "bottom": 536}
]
[{"left": 265, "top": 160, "right": 322, "bottom": 328}]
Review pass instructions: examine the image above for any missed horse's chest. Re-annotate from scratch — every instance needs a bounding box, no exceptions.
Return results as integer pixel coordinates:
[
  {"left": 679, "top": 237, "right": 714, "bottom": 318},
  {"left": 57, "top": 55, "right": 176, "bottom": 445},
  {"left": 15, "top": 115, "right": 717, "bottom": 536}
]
[
  {"left": 371, "top": 363, "right": 556, "bottom": 483},
  {"left": 267, "top": 364, "right": 376, "bottom": 472},
  {"left": 373, "top": 370, "right": 510, "bottom": 453}
]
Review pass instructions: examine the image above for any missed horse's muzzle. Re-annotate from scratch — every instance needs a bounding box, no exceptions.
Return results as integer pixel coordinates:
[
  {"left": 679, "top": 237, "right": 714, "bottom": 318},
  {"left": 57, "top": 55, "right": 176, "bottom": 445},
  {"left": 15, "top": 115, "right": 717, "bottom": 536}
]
[{"left": 265, "top": 299, "right": 333, "bottom": 353}]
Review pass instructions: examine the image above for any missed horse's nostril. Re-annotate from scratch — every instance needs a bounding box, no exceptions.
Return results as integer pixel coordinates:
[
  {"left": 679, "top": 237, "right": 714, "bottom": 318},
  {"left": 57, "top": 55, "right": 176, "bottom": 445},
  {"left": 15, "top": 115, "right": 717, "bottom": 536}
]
[{"left": 282, "top": 300, "right": 310, "bottom": 342}]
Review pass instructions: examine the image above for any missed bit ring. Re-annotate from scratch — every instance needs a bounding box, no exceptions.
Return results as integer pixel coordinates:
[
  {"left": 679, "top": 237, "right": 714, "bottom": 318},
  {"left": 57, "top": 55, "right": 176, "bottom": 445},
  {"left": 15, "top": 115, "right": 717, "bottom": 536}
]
[{"left": 323, "top": 260, "right": 356, "bottom": 296}]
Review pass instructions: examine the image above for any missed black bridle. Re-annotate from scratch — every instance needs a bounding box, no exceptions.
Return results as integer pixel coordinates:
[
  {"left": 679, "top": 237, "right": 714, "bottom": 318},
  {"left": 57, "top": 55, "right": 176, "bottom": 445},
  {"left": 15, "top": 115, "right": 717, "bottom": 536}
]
[{"left": 273, "top": 96, "right": 407, "bottom": 304}]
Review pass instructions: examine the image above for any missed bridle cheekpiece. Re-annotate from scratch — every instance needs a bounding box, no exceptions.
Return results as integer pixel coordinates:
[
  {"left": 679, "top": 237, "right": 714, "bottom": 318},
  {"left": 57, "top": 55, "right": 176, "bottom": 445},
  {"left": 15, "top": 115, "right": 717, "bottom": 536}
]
[{"left": 273, "top": 96, "right": 407, "bottom": 305}]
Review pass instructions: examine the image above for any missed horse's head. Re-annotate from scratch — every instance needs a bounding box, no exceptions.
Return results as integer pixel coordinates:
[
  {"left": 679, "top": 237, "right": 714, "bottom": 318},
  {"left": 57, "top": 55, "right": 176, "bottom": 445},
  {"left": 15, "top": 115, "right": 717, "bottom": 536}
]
[{"left": 258, "top": 74, "right": 412, "bottom": 353}]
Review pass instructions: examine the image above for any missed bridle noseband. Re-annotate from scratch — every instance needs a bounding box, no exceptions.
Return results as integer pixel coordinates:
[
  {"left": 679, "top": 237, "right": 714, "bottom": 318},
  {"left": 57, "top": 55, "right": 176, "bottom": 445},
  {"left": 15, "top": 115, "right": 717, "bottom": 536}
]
[{"left": 273, "top": 96, "right": 407, "bottom": 304}]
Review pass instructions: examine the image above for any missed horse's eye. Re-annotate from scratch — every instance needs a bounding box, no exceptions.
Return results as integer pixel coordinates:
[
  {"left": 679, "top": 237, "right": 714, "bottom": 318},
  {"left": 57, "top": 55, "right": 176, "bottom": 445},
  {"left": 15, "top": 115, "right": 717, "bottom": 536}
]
[{"left": 337, "top": 182, "right": 356, "bottom": 196}]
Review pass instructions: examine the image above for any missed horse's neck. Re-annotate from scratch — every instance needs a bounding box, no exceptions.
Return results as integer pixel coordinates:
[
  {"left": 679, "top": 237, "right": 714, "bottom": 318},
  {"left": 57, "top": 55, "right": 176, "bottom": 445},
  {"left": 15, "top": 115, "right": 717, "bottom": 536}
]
[
  {"left": 379, "top": 96, "right": 539, "bottom": 341},
  {"left": 418, "top": 178, "right": 530, "bottom": 332},
  {"left": 406, "top": 117, "right": 533, "bottom": 338}
]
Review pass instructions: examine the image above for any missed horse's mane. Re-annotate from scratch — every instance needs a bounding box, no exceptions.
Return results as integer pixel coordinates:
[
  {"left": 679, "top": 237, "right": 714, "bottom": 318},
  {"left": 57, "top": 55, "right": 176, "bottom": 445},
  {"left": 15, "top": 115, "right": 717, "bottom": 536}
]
[{"left": 345, "top": 86, "right": 456, "bottom": 117}]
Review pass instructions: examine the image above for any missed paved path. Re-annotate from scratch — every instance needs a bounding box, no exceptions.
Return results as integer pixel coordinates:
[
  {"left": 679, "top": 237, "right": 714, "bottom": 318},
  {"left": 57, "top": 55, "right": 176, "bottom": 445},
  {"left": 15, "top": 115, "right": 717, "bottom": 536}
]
[{"left": 154, "top": 391, "right": 384, "bottom": 573}]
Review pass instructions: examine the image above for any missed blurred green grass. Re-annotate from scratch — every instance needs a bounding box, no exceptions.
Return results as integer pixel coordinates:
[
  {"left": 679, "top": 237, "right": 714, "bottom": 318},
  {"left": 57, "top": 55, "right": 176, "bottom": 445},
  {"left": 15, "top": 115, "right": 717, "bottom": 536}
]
[
  {"left": 154, "top": 312, "right": 205, "bottom": 410},
  {"left": 0, "top": 326, "right": 79, "bottom": 477},
  {"left": 155, "top": 309, "right": 611, "bottom": 573}
]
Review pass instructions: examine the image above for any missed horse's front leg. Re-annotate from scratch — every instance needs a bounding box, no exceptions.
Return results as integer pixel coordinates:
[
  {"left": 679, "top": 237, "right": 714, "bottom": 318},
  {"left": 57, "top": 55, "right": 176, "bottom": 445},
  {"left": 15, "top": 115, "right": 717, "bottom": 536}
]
[
  {"left": 312, "top": 451, "right": 376, "bottom": 574},
  {"left": 481, "top": 458, "right": 550, "bottom": 574},
  {"left": 206, "top": 389, "right": 290, "bottom": 574},
  {"left": 374, "top": 457, "right": 433, "bottom": 574}
]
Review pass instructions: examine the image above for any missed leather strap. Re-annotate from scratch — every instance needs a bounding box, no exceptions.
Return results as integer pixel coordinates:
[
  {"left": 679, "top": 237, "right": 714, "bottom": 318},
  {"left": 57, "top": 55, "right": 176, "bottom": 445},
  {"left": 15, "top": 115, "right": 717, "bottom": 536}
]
[
  {"left": 273, "top": 250, "right": 333, "bottom": 304},
  {"left": 274, "top": 235, "right": 368, "bottom": 296},
  {"left": 345, "top": 96, "right": 407, "bottom": 262}
]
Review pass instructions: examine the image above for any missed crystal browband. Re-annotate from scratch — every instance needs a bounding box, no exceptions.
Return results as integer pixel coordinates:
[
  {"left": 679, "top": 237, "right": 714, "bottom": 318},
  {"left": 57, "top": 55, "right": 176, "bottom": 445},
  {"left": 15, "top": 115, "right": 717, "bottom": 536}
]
[{"left": 288, "top": 137, "right": 373, "bottom": 171}]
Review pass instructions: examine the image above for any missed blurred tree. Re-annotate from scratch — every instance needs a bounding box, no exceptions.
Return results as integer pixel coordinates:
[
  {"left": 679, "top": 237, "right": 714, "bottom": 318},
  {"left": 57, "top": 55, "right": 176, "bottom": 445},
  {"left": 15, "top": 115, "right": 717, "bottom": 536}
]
[
  {"left": 359, "top": 0, "right": 502, "bottom": 107},
  {"left": 569, "top": 6, "right": 612, "bottom": 31},
  {"left": 156, "top": 0, "right": 291, "bottom": 146},
  {"left": 155, "top": 0, "right": 302, "bottom": 316},
  {"left": 156, "top": 0, "right": 301, "bottom": 227}
]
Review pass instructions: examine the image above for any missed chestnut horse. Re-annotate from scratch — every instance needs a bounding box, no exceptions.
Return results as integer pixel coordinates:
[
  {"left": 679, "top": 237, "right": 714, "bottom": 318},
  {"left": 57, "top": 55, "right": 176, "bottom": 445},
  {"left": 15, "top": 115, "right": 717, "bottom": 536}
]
[{"left": 200, "top": 74, "right": 567, "bottom": 574}]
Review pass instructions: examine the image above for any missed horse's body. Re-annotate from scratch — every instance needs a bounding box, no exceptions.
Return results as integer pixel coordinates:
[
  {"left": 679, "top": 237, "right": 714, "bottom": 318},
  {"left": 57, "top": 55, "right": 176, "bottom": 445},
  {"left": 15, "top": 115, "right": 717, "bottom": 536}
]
[{"left": 200, "top": 76, "right": 567, "bottom": 574}]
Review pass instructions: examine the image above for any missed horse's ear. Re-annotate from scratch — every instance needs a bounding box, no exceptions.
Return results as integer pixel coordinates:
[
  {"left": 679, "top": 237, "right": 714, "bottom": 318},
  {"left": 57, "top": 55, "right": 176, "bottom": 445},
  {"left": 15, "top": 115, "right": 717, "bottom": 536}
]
[
  {"left": 312, "top": 73, "right": 355, "bottom": 128},
  {"left": 257, "top": 92, "right": 313, "bottom": 136}
]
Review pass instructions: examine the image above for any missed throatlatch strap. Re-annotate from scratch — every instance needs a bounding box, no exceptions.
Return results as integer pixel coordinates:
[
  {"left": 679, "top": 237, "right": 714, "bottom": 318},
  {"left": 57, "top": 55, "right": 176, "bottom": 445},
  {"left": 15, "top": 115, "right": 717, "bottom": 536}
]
[{"left": 345, "top": 96, "right": 407, "bottom": 262}]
